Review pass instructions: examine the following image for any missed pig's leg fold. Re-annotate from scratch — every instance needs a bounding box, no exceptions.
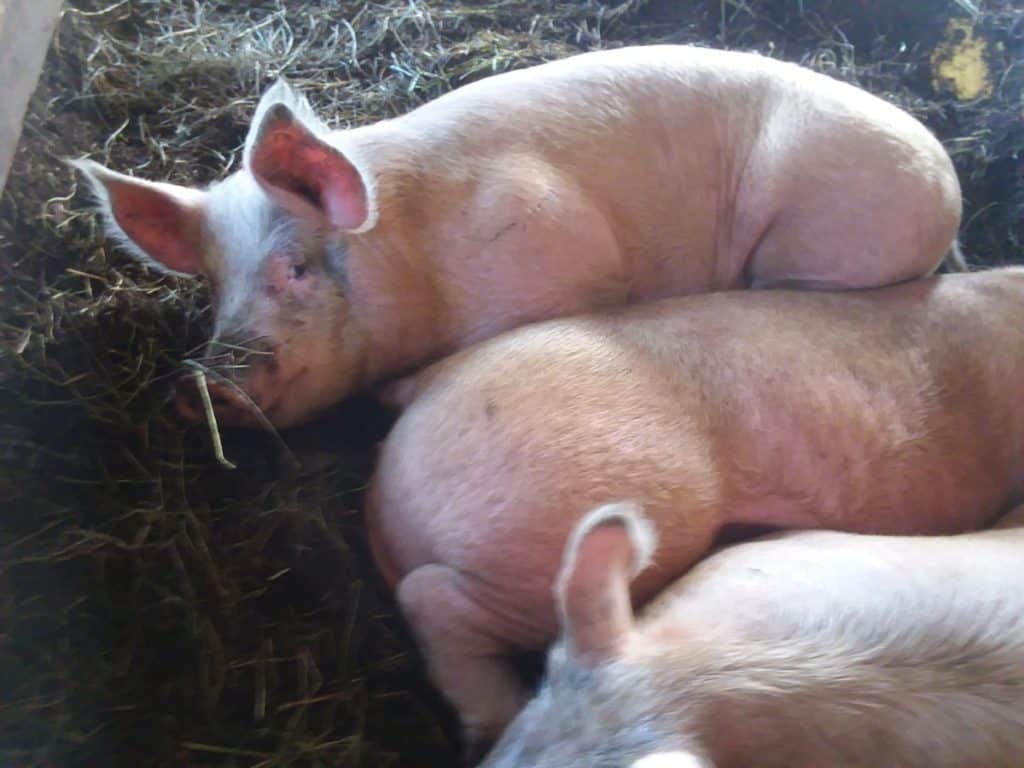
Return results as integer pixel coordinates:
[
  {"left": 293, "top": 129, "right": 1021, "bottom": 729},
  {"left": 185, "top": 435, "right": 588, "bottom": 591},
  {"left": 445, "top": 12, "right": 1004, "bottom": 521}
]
[
  {"left": 741, "top": 190, "right": 957, "bottom": 291},
  {"left": 398, "top": 564, "right": 529, "bottom": 760}
]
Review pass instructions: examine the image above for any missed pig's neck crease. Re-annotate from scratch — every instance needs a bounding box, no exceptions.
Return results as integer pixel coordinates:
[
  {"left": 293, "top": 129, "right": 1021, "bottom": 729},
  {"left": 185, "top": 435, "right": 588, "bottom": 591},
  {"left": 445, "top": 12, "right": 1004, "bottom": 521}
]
[{"left": 347, "top": 241, "right": 450, "bottom": 387}]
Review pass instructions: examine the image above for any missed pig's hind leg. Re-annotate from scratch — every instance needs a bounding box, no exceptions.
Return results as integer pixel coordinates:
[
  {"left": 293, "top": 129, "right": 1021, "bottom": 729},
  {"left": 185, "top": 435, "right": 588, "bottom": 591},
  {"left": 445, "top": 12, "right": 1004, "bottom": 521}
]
[
  {"left": 398, "top": 564, "right": 532, "bottom": 761},
  {"left": 735, "top": 115, "right": 961, "bottom": 291}
]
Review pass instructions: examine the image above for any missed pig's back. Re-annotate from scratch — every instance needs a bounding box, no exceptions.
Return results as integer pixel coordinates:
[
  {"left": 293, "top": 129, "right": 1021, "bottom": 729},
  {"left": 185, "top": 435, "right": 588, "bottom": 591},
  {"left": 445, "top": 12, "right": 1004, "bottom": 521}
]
[
  {"left": 648, "top": 524, "right": 1024, "bottom": 647},
  {"left": 369, "top": 316, "right": 725, "bottom": 645},
  {"left": 639, "top": 526, "right": 1024, "bottom": 767},
  {"left": 613, "top": 271, "right": 1024, "bottom": 534},
  {"left": 397, "top": 44, "right": 912, "bottom": 140},
  {"left": 370, "top": 270, "right": 1024, "bottom": 648},
  {"left": 368, "top": 45, "right": 950, "bottom": 295}
]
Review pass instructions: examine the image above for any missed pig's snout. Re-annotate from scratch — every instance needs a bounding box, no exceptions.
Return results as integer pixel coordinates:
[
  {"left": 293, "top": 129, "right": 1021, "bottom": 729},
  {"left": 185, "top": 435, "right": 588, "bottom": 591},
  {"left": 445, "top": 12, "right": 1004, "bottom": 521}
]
[{"left": 174, "top": 375, "right": 255, "bottom": 427}]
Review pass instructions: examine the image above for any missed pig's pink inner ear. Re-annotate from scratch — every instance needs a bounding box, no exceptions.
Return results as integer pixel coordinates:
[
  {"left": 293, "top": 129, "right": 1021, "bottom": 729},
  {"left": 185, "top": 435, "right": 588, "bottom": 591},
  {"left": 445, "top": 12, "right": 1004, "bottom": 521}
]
[
  {"left": 249, "top": 104, "right": 368, "bottom": 231},
  {"left": 557, "top": 516, "right": 638, "bottom": 666},
  {"left": 105, "top": 176, "right": 205, "bottom": 275}
]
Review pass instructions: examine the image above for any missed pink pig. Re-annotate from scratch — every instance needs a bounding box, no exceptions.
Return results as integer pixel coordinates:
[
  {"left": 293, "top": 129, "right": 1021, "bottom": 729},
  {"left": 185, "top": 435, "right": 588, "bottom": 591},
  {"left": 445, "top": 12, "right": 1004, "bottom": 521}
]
[
  {"left": 366, "top": 268, "right": 1024, "bottom": 753},
  {"left": 479, "top": 501, "right": 1024, "bottom": 768},
  {"left": 72, "top": 45, "right": 961, "bottom": 427}
]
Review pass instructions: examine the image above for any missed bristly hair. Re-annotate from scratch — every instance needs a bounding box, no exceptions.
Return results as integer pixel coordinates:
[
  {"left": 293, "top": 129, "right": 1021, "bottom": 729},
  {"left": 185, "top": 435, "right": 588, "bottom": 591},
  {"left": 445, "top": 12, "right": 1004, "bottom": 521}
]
[{"left": 243, "top": 78, "right": 327, "bottom": 167}]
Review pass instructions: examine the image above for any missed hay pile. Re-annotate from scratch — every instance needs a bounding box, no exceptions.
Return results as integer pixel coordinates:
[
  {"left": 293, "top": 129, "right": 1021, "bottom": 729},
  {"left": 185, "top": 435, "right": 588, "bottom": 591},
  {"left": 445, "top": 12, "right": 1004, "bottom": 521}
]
[{"left": 1, "top": 1, "right": 1021, "bottom": 766}]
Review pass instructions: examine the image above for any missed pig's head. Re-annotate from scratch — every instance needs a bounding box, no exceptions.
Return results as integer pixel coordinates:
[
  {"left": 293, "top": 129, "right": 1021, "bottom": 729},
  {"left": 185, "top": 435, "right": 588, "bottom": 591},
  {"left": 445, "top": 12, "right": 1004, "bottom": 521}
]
[
  {"left": 479, "top": 502, "right": 713, "bottom": 768},
  {"left": 71, "top": 80, "right": 381, "bottom": 428}
]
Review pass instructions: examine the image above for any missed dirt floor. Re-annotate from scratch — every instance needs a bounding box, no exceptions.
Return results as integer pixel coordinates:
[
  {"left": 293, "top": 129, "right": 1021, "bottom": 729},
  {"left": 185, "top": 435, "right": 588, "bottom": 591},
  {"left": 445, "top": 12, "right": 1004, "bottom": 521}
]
[{"left": 1, "top": 1, "right": 1022, "bottom": 766}]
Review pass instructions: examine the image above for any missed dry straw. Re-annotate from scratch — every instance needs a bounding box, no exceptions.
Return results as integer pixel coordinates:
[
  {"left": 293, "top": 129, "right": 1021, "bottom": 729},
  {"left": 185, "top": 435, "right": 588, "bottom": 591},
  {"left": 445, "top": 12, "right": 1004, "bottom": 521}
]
[{"left": 0, "top": 1, "right": 1020, "bottom": 766}]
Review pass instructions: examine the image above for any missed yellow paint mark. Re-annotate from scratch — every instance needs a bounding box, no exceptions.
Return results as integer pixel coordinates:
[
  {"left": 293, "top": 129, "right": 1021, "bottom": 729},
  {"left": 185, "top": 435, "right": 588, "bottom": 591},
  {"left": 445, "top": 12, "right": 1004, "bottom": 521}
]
[{"left": 930, "top": 18, "right": 993, "bottom": 101}]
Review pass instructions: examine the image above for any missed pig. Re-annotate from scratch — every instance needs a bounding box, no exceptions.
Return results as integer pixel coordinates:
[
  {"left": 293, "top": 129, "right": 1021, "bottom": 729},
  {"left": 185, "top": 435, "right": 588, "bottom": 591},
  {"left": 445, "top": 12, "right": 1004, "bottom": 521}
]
[
  {"left": 479, "top": 501, "right": 1024, "bottom": 768},
  {"left": 70, "top": 44, "right": 962, "bottom": 428},
  {"left": 366, "top": 267, "right": 1024, "bottom": 752}
]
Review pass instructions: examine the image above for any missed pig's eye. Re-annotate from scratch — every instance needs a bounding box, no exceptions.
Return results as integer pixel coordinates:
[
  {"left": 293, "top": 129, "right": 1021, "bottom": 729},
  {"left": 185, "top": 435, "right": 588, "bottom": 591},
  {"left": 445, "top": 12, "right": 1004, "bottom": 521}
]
[{"left": 290, "top": 263, "right": 308, "bottom": 280}]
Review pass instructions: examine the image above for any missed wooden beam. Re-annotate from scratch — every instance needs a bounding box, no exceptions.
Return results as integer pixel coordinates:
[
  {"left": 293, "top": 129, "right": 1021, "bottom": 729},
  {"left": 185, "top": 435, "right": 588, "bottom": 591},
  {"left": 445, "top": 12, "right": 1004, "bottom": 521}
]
[{"left": 0, "top": 0, "right": 65, "bottom": 195}]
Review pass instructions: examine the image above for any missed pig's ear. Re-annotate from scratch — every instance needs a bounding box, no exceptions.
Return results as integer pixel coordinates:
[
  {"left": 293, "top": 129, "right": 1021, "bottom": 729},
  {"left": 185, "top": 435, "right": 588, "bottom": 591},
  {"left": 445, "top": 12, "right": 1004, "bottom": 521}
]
[
  {"left": 247, "top": 78, "right": 324, "bottom": 140},
  {"left": 556, "top": 502, "right": 657, "bottom": 667},
  {"left": 245, "top": 79, "right": 373, "bottom": 233},
  {"left": 68, "top": 158, "right": 206, "bottom": 276},
  {"left": 630, "top": 751, "right": 714, "bottom": 768}
]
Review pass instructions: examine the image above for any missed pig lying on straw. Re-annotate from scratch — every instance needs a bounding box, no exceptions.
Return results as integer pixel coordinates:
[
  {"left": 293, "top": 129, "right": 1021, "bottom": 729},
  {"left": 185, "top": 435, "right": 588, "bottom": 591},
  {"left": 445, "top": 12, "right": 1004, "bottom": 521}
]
[{"left": 72, "top": 45, "right": 961, "bottom": 429}]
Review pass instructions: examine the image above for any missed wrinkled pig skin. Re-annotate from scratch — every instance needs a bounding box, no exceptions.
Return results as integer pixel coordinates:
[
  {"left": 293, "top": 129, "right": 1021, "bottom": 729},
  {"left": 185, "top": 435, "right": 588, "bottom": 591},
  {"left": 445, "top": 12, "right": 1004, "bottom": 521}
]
[
  {"left": 72, "top": 45, "right": 960, "bottom": 428},
  {"left": 367, "top": 268, "right": 1024, "bottom": 751}
]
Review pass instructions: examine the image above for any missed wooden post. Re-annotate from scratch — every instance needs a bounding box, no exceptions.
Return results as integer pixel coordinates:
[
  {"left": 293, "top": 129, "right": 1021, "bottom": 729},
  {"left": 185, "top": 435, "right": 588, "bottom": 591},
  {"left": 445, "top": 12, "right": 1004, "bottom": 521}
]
[{"left": 0, "top": 0, "right": 65, "bottom": 195}]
